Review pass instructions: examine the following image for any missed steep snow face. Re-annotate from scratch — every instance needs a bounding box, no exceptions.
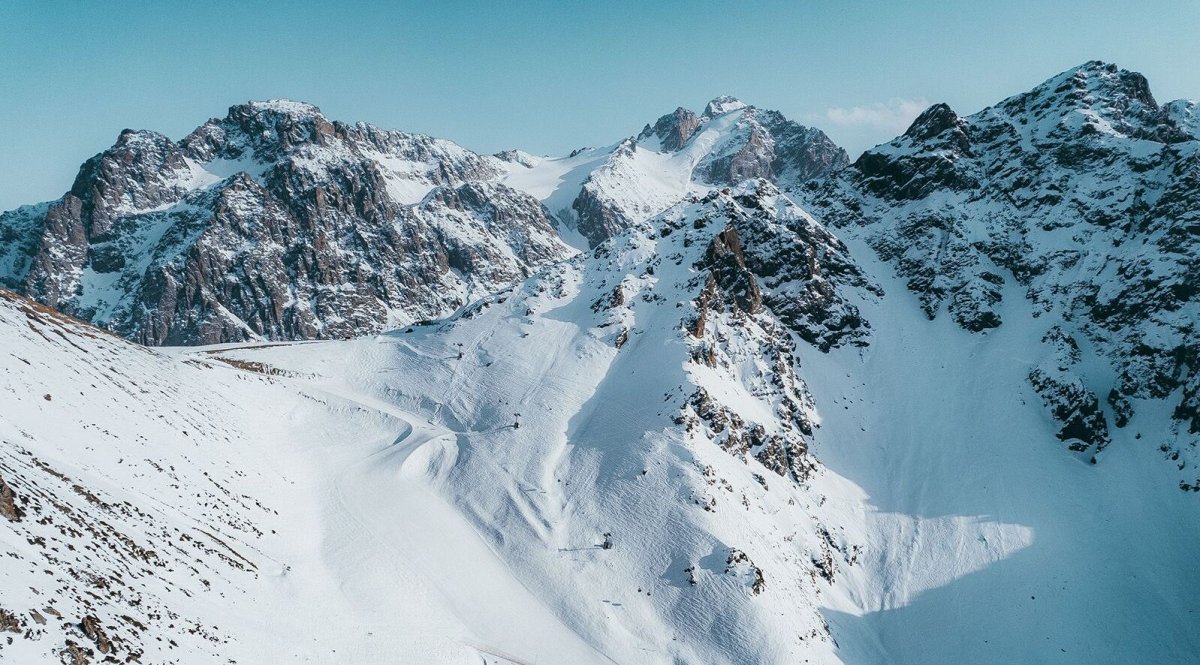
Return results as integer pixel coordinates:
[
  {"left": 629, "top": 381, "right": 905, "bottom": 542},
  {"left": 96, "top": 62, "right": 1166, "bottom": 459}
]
[
  {"left": 0, "top": 101, "right": 571, "bottom": 344},
  {"left": 802, "top": 60, "right": 1200, "bottom": 487},
  {"left": 500, "top": 97, "right": 849, "bottom": 248},
  {"left": 800, "top": 235, "right": 1200, "bottom": 665}
]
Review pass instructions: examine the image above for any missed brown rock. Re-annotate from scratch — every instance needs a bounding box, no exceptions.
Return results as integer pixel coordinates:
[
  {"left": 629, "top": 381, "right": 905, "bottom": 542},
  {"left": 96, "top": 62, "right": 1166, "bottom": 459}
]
[{"left": 0, "top": 474, "right": 23, "bottom": 522}]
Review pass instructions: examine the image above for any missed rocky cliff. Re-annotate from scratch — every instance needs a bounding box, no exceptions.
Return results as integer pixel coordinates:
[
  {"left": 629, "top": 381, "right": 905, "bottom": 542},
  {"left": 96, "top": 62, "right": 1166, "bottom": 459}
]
[
  {"left": 801, "top": 61, "right": 1200, "bottom": 477},
  {"left": 0, "top": 101, "right": 569, "bottom": 344}
]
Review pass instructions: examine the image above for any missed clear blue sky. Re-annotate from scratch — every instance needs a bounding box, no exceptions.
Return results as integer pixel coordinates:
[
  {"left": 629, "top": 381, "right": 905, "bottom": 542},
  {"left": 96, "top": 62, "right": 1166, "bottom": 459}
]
[{"left": 2, "top": 0, "right": 1198, "bottom": 210}]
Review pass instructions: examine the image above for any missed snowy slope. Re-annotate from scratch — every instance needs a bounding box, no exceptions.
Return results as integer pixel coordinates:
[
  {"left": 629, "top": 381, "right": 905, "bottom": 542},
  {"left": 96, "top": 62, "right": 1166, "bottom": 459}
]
[
  {"left": 210, "top": 186, "right": 862, "bottom": 664},
  {"left": 806, "top": 237, "right": 1200, "bottom": 665},
  {"left": 221, "top": 181, "right": 1200, "bottom": 665},
  {"left": 0, "top": 60, "right": 1198, "bottom": 665},
  {"left": 0, "top": 286, "right": 627, "bottom": 663},
  {"left": 4, "top": 179, "right": 1195, "bottom": 664}
]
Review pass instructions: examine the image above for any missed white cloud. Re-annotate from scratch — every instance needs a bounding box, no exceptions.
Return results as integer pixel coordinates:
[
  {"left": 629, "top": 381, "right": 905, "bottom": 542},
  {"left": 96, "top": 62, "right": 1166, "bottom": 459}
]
[{"left": 819, "top": 97, "right": 932, "bottom": 134}]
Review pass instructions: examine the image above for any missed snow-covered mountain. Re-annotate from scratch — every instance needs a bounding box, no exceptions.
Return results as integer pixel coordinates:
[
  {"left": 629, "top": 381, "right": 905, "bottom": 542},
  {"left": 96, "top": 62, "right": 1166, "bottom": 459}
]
[
  {"left": 0, "top": 96, "right": 845, "bottom": 345},
  {"left": 801, "top": 60, "right": 1200, "bottom": 485},
  {"left": 0, "top": 62, "right": 1198, "bottom": 665},
  {"left": 0, "top": 193, "right": 865, "bottom": 663},
  {"left": 0, "top": 101, "right": 570, "bottom": 344},
  {"left": 501, "top": 96, "right": 847, "bottom": 248}
]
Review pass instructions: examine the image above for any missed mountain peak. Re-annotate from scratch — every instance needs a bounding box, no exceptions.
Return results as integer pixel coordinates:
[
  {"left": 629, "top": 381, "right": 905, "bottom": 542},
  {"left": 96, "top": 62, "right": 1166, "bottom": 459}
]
[
  {"left": 1059, "top": 60, "right": 1156, "bottom": 107},
  {"left": 704, "top": 96, "right": 749, "bottom": 117},
  {"left": 182, "top": 99, "right": 336, "bottom": 161},
  {"left": 1011, "top": 61, "right": 1159, "bottom": 117},
  {"left": 113, "top": 127, "right": 175, "bottom": 150},
  {"left": 638, "top": 106, "right": 702, "bottom": 151},
  {"left": 902, "top": 102, "right": 965, "bottom": 142},
  {"left": 218, "top": 99, "right": 332, "bottom": 139},
  {"left": 955, "top": 60, "right": 1178, "bottom": 143},
  {"left": 235, "top": 98, "right": 326, "bottom": 119}
]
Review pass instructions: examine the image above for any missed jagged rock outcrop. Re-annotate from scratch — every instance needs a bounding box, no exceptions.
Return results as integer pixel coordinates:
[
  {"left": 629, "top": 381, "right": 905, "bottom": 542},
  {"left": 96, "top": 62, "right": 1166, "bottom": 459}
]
[
  {"left": 1028, "top": 327, "right": 1111, "bottom": 455},
  {"left": 698, "top": 226, "right": 763, "bottom": 316},
  {"left": 0, "top": 473, "right": 23, "bottom": 522},
  {"left": 655, "top": 183, "right": 876, "bottom": 482},
  {"left": 726, "top": 180, "right": 877, "bottom": 350},
  {"left": 639, "top": 107, "right": 702, "bottom": 152},
  {"left": 0, "top": 101, "right": 569, "bottom": 344},
  {"left": 700, "top": 105, "right": 850, "bottom": 188},
  {"left": 679, "top": 181, "right": 875, "bottom": 350}
]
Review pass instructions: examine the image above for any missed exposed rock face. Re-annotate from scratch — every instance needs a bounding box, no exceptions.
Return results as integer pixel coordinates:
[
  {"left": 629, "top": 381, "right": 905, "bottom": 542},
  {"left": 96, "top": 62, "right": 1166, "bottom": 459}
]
[
  {"left": 700, "top": 106, "right": 851, "bottom": 188},
  {"left": 699, "top": 226, "right": 763, "bottom": 315},
  {"left": 570, "top": 140, "right": 645, "bottom": 249},
  {"left": 684, "top": 182, "right": 874, "bottom": 352},
  {"left": 648, "top": 182, "right": 877, "bottom": 483},
  {"left": 69, "top": 130, "right": 195, "bottom": 240},
  {"left": 79, "top": 615, "right": 113, "bottom": 655},
  {"left": 0, "top": 608, "right": 20, "bottom": 634},
  {"left": 689, "top": 385, "right": 817, "bottom": 483},
  {"left": 0, "top": 101, "right": 569, "bottom": 344},
  {"left": 2, "top": 98, "right": 853, "bottom": 334},
  {"left": 0, "top": 474, "right": 23, "bottom": 522},
  {"left": 728, "top": 180, "right": 877, "bottom": 351},
  {"left": 1028, "top": 327, "right": 1111, "bottom": 455},
  {"left": 803, "top": 60, "right": 1200, "bottom": 453},
  {"left": 638, "top": 107, "right": 702, "bottom": 152},
  {"left": 125, "top": 175, "right": 561, "bottom": 345}
]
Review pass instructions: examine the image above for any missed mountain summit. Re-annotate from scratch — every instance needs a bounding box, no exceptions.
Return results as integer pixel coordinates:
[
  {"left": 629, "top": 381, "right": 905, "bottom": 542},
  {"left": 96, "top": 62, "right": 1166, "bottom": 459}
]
[{"left": 0, "top": 96, "right": 848, "bottom": 343}]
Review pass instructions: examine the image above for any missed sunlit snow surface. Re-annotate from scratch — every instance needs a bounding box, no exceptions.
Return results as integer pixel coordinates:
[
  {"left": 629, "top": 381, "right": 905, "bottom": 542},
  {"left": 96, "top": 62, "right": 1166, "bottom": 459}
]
[
  {"left": 0, "top": 80, "right": 1197, "bottom": 663},
  {"left": 1, "top": 197, "right": 1195, "bottom": 663},
  {"left": 805, "top": 235, "right": 1198, "bottom": 663}
]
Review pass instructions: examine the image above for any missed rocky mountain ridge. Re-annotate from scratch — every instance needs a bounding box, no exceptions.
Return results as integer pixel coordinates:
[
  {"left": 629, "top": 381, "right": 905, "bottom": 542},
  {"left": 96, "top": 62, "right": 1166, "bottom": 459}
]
[
  {"left": 0, "top": 100, "right": 569, "bottom": 344},
  {"left": 0, "top": 61, "right": 1198, "bottom": 665},
  {"left": 3, "top": 62, "right": 1198, "bottom": 473},
  {"left": 0, "top": 95, "right": 852, "bottom": 345},
  {"left": 801, "top": 60, "right": 1200, "bottom": 482}
]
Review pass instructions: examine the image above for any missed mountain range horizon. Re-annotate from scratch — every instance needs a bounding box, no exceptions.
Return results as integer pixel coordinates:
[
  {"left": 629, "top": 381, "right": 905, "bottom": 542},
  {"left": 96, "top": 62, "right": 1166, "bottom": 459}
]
[{"left": 0, "top": 54, "right": 1196, "bottom": 664}]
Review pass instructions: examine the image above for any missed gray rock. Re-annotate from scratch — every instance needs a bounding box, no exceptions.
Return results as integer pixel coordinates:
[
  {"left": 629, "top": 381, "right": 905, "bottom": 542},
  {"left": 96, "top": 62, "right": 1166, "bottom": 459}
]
[
  {"left": 1, "top": 101, "right": 569, "bottom": 344},
  {"left": 802, "top": 60, "right": 1200, "bottom": 451}
]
